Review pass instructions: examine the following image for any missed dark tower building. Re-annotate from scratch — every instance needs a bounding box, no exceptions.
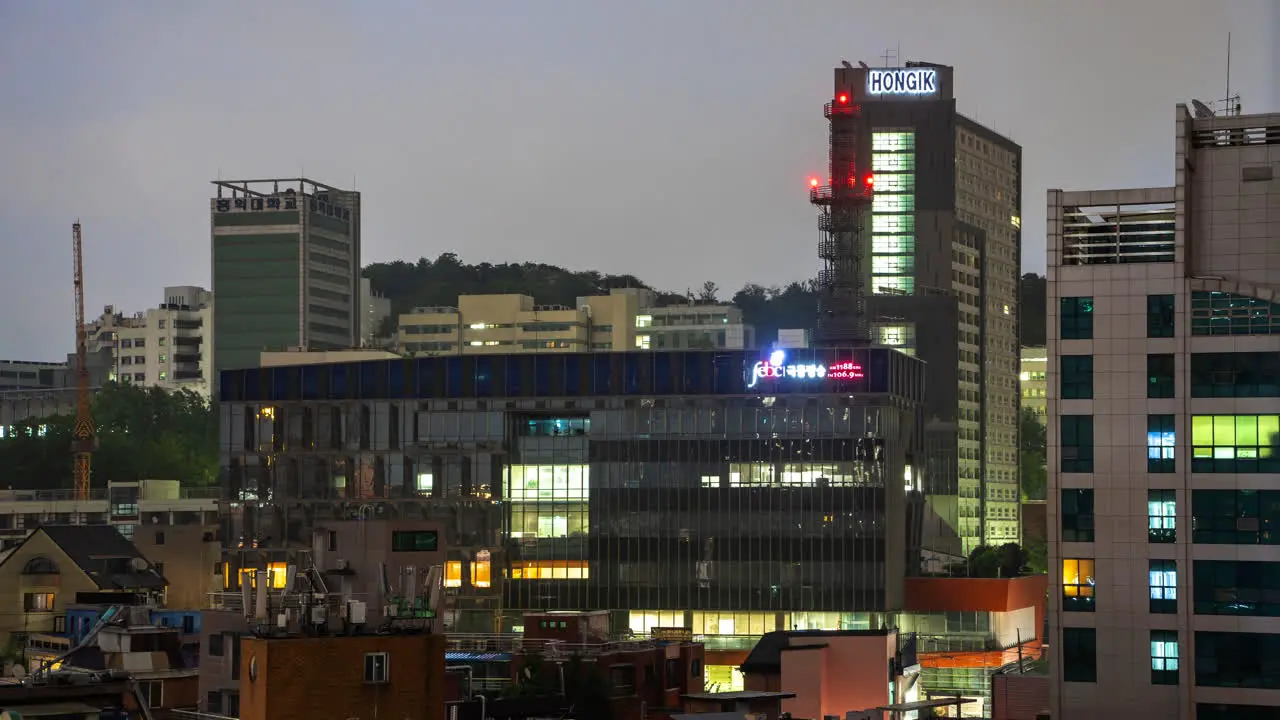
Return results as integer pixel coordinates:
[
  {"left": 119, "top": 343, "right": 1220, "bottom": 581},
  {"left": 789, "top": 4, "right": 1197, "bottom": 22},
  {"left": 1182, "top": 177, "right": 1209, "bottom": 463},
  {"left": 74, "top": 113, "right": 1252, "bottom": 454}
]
[{"left": 812, "top": 63, "right": 1023, "bottom": 553}]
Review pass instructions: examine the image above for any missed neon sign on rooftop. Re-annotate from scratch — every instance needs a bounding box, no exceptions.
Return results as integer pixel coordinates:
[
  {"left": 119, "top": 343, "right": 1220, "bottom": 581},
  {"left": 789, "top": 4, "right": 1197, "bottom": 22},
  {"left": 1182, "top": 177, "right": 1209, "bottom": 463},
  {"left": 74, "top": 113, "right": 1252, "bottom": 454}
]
[{"left": 747, "top": 350, "right": 864, "bottom": 389}]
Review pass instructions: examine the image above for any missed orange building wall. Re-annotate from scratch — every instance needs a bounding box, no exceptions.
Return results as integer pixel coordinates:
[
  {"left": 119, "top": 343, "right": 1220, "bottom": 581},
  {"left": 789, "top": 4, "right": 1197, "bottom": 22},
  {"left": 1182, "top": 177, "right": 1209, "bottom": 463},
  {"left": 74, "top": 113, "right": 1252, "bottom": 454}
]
[
  {"left": 239, "top": 634, "right": 445, "bottom": 720},
  {"left": 905, "top": 576, "right": 1048, "bottom": 670},
  {"left": 778, "top": 634, "right": 896, "bottom": 719}
]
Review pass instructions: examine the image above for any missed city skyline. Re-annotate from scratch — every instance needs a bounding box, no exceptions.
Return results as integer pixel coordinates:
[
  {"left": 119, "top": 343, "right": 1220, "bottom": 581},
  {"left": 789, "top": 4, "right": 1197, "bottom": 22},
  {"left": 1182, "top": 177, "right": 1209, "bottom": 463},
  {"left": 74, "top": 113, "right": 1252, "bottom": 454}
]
[{"left": 1, "top": 0, "right": 1276, "bottom": 360}]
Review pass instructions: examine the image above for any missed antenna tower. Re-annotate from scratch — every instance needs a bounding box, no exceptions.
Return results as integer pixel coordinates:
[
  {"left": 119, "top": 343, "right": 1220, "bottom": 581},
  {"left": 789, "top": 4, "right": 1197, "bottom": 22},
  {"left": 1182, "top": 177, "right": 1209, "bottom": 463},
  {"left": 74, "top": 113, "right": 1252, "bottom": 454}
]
[
  {"left": 810, "top": 75, "right": 873, "bottom": 345},
  {"left": 71, "top": 222, "right": 96, "bottom": 501}
]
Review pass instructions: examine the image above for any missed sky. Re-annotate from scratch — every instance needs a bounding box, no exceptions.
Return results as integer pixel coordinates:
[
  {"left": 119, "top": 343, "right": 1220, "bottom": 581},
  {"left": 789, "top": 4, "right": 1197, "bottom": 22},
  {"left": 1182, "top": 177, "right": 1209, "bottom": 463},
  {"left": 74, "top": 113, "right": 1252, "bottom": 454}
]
[{"left": 0, "top": 0, "right": 1276, "bottom": 360}]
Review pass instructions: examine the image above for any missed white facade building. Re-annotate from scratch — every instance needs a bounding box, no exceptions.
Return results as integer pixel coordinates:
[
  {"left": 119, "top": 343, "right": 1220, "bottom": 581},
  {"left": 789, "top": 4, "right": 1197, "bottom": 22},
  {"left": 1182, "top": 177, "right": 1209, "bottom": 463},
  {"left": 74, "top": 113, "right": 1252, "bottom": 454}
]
[
  {"left": 86, "top": 286, "right": 214, "bottom": 397},
  {"left": 1048, "top": 105, "right": 1280, "bottom": 720}
]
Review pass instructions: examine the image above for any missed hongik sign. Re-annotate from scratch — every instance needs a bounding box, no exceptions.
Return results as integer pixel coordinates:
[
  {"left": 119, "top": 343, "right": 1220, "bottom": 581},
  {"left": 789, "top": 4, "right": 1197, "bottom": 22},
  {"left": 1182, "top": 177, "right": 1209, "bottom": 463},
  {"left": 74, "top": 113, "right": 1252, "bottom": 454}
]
[{"left": 866, "top": 68, "right": 939, "bottom": 96}]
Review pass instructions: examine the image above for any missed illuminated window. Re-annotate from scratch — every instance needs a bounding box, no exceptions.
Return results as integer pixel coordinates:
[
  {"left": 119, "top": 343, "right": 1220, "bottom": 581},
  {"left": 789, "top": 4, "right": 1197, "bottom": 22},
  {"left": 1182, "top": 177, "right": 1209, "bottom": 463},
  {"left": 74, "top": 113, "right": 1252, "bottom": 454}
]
[
  {"left": 1148, "top": 489, "right": 1176, "bottom": 543},
  {"left": 872, "top": 153, "right": 914, "bottom": 172},
  {"left": 23, "top": 592, "right": 55, "bottom": 612},
  {"left": 872, "top": 256, "right": 914, "bottom": 276},
  {"left": 1062, "top": 558, "right": 1095, "bottom": 612},
  {"left": 872, "top": 194, "right": 915, "bottom": 213},
  {"left": 700, "top": 475, "right": 720, "bottom": 488},
  {"left": 1060, "top": 297, "right": 1094, "bottom": 340},
  {"left": 444, "top": 561, "right": 462, "bottom": 588},
  {"left": 872, "top": 215, "right": 915, "bottom": 234},
  {"left": 872, "top": 173, "right": 914, "bottom": 193},
  {"left": 239, "top": 562, "right": 289, "bottom": 590},
  {"left": 506, "top": 465, "right": 588, "bottom": 502},
  {"left": 871, "top": 132, "right": 915, "bottom": 152},
  {"left": 1191, "top": 415, "right": 1280, "bottom": 472},
  {"left": 635, "top": 315, "right": 653, "bottom": 329},
  {"left": 872, "top": 235, "right": 915, "bottom": 254},
  {"left": 876, "top": 325, "right": 912, "bottom": 347},
  {"left": 635, "top": 335, "right": 650, "bottom": 350},
  {"left": 416, "top": 473, "right": 434, "bottom": 495},
  {"left": 628, "top": 611, "right": 685, "bottom": 634},
  {"left": 1149, "top": 560, "right": 1177, "bottom": 613},
  {"left": 510, "top": 560, "right": 589, "bottom": 580},
  {"left": 1191, "top": 290, "right": 1280, "bottom": 336},
  {"left": 873, "top": 276, "right": 914, "bottom": 295},
  {"left": 1147, "top": 415, "right": 1176, "bottom": 472},
  {"left": 1150, "top": 630, "right": 1179, "bottom": 685},
  {"left": 470, "top": 559, "right": 491, "bottom": 588}
]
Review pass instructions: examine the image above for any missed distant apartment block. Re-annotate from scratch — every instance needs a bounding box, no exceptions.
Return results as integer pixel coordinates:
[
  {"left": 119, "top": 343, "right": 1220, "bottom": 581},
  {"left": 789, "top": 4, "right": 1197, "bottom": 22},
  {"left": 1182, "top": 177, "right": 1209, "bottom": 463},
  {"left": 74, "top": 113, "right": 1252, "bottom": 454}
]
[
  {"left": 396, "top": 288, "right": 755, "bottom": 356},
  {"left": 85, "top": 286, "right": 213, "bottom": 396},
  {"left": 360, "top": 277, "right": 391, "bottom": 347},
  {"left": 0, "top": 360, "right": 70, "bottom": 392},
  {"left": 1020, "top": 346, "right": 1047, "bottom": 421}
]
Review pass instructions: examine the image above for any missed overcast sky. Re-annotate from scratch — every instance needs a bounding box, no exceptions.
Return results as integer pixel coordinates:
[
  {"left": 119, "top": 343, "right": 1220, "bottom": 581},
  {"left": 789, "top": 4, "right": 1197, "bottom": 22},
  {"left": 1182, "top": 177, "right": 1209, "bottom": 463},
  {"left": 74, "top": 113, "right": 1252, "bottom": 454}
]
[{"left": 1, "top": 1, "right": 1276, "bottom": 359}]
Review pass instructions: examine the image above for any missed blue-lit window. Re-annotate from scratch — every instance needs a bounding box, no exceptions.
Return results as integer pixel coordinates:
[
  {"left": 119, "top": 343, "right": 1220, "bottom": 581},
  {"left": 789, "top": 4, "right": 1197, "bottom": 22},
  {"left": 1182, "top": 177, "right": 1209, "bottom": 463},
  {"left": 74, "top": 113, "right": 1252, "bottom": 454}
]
[
  {"left": 1147, "top": 414, "right": 1176, "bottom": 473},
  {"left": 1149, "top": 559, "right": 1177, "bottom": 614},
  {"left": 1148, "top": 489, "right": 1176, "bottom": 543},
  {"left": 1150, "top": 630, "right": 1179, "bottom": 685},
  {"left": 522, "top": 417, "right": 590, "bottom": 437}
]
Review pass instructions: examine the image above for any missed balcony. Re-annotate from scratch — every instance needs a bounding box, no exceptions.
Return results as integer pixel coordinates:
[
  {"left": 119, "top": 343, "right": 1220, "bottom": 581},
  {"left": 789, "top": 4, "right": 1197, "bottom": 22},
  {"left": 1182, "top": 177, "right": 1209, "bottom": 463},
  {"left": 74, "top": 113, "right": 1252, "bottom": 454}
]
[
  {"left": 809, "top": 184, "right": 872, "bottom": 206},
  {"left": 823, "top": 100, "right": 860, "bottom": 119}
]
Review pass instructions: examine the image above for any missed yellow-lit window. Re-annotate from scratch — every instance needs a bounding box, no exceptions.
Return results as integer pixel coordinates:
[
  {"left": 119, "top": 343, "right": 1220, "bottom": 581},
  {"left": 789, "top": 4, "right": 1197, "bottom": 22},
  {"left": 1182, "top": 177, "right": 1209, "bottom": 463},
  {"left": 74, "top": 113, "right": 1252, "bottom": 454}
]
[
  {"left": 1063, "top": 558, "right": 1095, "bottom": 612},
  {"left": 509, "top": 560, "right": 589, "bottom": 580},
  {"left": 444, "top": 561, "right": 463, "bottom": 588},
  {"left": 470, "top": 560, "right": 491, "bottom": 588},
  {"left": 239, "top": 562, "right": 289, "bottom": 590}
]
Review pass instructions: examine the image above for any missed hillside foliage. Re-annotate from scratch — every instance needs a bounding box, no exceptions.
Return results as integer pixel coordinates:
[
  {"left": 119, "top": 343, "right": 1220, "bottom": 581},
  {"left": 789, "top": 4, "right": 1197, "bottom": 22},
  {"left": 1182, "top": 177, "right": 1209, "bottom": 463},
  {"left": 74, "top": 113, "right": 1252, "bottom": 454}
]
[{"left": 365, "top": 256, "right": 1048, "bottom": 348}]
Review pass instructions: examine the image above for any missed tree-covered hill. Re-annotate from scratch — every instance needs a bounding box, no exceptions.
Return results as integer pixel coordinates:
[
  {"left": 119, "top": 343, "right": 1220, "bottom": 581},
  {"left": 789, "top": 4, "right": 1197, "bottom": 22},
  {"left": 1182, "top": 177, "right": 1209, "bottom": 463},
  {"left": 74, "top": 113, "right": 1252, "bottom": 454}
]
[{"left": 363, "top": 254, "right": 1047, "bottom": 348}]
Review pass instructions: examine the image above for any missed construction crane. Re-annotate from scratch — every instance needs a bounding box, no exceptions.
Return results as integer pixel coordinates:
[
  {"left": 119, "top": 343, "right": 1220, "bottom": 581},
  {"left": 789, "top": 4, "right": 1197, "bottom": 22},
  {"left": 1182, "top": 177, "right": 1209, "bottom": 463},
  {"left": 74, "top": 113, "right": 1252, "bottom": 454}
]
[{"left": 71, "top": 222, "right": 96, "bottom": 501}]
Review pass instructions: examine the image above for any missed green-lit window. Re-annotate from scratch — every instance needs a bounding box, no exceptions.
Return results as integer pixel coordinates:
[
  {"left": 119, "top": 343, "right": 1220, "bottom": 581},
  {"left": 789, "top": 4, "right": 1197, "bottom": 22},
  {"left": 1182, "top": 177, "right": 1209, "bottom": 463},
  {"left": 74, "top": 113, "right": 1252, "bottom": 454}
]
[
  {"left": 1148, "top": 489, "right": 1176, "bottom": 543},
  {"left": 1060, "top": 297, "right": 1094, "bottom": 340},
  {"left": 1150, "top": 630, "right": 1179, "bottom": 685},
  {"left": 1062, "top": 489, "right": 1094, "bottom": 542},
  {"left": 1147, "top": 294, "right": 1175, "bottom": 338},
  {"left": 1147, "top": 354, "right": 1175, "bottom": 398},
  {"left": 1190, "top": 352, "right": 1280, "bottom": 398},
  {"left": 1061, "top": 415, "right": 1094, "bottom": 473},
  {"left": 1191, "top": 415, "right": 1280, "bottom": 473},
  {"left": 1148, "top": 415, "right": 1176, "bottom": 473},
  {"left": 872, "top": 235, "right": 915, "bottom": 254},
  {"left": 1149, "top": 559, "right": 1177, "bottom": 614},
  {"left": 1061, "top": 355, "right": 1093, "bottom": 400}
]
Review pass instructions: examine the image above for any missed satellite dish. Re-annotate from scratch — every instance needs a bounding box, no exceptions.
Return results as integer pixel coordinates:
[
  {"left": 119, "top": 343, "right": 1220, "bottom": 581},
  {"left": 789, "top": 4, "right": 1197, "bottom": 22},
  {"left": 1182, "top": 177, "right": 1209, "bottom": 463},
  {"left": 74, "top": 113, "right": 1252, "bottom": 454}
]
[
  {"left": 130, "top": 557, "right": 149, "bottom": 572},
  {"left": 1191, "top": 99, "right": 1215, "bottom": 118}
]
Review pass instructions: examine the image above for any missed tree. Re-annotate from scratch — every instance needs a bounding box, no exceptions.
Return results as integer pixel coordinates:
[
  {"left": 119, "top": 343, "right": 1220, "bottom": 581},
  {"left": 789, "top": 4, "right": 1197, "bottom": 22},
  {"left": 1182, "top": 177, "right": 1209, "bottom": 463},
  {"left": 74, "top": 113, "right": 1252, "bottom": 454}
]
[
  {"left": 0, "top": 382, "right": 217, "bottom": 491},
  {"left": 1020, "top": 407, "right": 1047, "bottom": 501},
  {"left": 966, "top": 543, "right": 1028, "bottom": 578},
  {"left": 1024, "top": 538, "right": 1047, "bottom": 574},
  {"left": 698, "top": 281, "right": 719, "bottom": 303}
]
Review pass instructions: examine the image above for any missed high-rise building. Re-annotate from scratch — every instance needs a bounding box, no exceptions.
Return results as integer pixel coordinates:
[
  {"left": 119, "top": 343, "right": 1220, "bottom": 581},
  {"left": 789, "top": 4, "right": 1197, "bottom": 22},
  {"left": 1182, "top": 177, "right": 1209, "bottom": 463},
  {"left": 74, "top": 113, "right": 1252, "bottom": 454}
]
[
  {"left": 1048, "top": 104, "right": 1280, "bottom": 720},
  {"left": 210, "top": 178, "right": 361, "bottom": 375},
  {"left": 816, "top": 63, "right": 1022, "bottom": 552},
  {"left": 1020, "top": 346, "right": 1047, "bottom": 422},
  {"left": 359, "top": 277, "right": 391, "bottom": 347}
]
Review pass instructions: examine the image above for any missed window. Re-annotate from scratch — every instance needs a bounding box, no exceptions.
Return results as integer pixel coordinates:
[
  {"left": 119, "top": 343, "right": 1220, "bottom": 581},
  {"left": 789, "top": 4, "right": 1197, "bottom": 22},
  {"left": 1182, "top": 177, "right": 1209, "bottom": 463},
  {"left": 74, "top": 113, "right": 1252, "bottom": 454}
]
[
  {"left": 1061, "top": 489, "right": 1094, "bottom": 542},
  {"left": 510, "top": 560, "right": 590, "bottom": 580},
  {"left": 154, "top": 531, "right": 165, "bottom": 545},
  {"left": 444, "top": 561, "right": 462, "bottom": 588},
  {"left": 391, "top": 530, "right": 438, "bottom": 552},
  {"left": 1147, "top": 415, "right": 1176, "bottom": 473},
  {"left": 1147, "top": 354, "right": 1175, "bottom": 398},
  {"left": 470, "top": 557, "right": 491, "bottom": 588},
  {"left": 1060, "top": 297, "right": 1094, "bottom": 340},
  {"left": 22, "top": 592, "right": 54, "bottom": 612},
  {"left": 206, "top": 692, "right": 222, "bottom": 714},
  {"left": 364, "top": 652, "right": 389, "bottom": 683},
  {"left": 1148, "top": 489, "right": 1176, "bottom": 543},
  {"left": 1062, "top": 627, "right": 1097, "bottom": 682},
  {"left": 1195, "top": 631, "right": 1280, "bottom": 689},
  {"left": 1190, "top": 489, "right": 1280, "bottom": 545},
  {"left": 1193, "top": 560, "right": 1280, "bottom": 617},
  {"left": 1191, "top": 414, "right": 1280, "bottom": 473},
  {"left": 1149, "top": 560, "right": 1177, "bottom": 613},
  {"left": 1060, "top": 415, "right": 1094, "bottom": 473},
  {"left": 139, "top": 680, "right": 162, "bottom": 707},
  {"left": 208, "top": 633, "right": 224, "bottom": 657},
  {"left": 1150, "top": 630, "right": 1179, "bottom": 685},
  {"left": 1062, "top": 558, "right": 1095, "bottom": 612},
  {"left": 1191, "top": 352, "right": 1280, "bottom": 398},
  {"left": 1147, "top": 294, "right": 1175, "bottom": 338},
  {"left": 1191, "top": 290, "right": 1280, "bottom": 336},
  {"left": 1060, "top": 355, "right": 1093, "bottom": 399}
]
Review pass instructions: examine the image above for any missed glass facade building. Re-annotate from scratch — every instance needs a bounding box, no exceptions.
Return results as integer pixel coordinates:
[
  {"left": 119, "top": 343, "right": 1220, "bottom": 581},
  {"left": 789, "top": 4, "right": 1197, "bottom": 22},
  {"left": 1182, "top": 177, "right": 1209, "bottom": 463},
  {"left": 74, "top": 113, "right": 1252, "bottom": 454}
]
[{"left": 218, "top": 347, "right": 928, "bottom": 628}]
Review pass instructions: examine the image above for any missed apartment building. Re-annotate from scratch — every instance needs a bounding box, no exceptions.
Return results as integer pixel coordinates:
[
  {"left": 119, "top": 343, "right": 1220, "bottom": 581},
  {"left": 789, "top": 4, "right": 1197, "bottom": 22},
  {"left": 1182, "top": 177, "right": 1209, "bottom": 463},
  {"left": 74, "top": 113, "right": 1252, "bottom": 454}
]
[
  {"left": 85, "top": 286, "right": 213, "bottom": 396},
  {"left": 1020, "top": 346, "right": 1047, "bottom": 421},
  {"left": 1048, "top": 104, "right": 1280, "bottom": 720}
]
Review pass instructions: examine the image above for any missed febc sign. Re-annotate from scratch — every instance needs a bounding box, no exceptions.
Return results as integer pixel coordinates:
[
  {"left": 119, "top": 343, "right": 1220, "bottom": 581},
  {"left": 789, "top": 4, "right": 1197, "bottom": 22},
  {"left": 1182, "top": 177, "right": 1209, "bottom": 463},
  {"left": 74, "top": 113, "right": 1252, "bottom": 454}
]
[{"left": 866, "top": 68, "right": 939, "bottom": 97}]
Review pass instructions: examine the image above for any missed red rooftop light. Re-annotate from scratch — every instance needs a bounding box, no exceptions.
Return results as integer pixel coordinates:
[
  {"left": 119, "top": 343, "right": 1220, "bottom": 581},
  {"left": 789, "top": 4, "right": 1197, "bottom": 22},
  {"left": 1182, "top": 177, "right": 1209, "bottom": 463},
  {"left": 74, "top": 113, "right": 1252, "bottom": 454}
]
[
  {"left": 809, "top": 177, "right": 820, "bottom": 188},
  {"left": 837, "top": 94, "right": 849, "bottom": 104},
  {"left": 864, "top": 174, "right": 875, "bottom": 187}
]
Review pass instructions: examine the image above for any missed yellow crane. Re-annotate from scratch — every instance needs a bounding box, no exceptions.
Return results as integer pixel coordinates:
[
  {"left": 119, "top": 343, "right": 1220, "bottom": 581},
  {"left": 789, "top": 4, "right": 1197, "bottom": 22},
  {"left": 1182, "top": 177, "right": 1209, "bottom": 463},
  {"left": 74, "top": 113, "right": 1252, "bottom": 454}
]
[{"left": 71, "top": 222, "right": 96, "bottom": 501}]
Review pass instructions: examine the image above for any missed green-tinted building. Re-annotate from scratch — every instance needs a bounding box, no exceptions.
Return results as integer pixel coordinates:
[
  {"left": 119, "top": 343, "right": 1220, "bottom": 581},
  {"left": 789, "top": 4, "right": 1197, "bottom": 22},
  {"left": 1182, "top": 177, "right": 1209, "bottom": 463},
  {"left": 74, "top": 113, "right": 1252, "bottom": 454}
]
[{"left": 210, "top": 178, "right": 361, "bottom": 375}]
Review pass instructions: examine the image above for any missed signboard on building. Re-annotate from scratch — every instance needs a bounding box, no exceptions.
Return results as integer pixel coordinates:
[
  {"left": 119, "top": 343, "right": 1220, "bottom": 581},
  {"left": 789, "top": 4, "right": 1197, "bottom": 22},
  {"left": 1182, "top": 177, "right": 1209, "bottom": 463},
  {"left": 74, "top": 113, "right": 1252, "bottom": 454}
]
[
  {"left": 866, "top": 68, "right": 939, "bottom": 97},
  {"left": 214, "top": 196, "right": 298, "bottom": 212},
  {"left": 651, "top": 627, "right": 693, "bottom": 642},
  {"left": 746, "top": 350, "right": 864, "bottom": 389}
]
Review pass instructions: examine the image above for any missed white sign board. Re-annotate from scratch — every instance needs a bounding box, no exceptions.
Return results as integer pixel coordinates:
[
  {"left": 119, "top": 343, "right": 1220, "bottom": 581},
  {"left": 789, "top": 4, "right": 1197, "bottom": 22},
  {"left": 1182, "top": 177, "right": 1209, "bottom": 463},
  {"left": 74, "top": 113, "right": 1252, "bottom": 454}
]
[{"left": 866, "top": 68, "right": 939, "bottom": 97}]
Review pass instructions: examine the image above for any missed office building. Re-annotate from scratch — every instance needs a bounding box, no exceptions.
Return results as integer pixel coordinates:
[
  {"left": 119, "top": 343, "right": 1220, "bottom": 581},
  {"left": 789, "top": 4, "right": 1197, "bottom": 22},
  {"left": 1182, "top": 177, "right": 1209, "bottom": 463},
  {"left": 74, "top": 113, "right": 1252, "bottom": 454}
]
[
  {"left": 1048, "top": 104, "right": 1280, "bottom": 720},
  {"left": 1020, "top": 346, "right": 1047, "bottom": 421},
  {"left": 217, "top": 347, "right": 929, "bottom": 687},
  {"left": 360, "top": 277, "right": 391, "bottom": 347},
  {"left": 816, "top": 62, "right": 1022, "bottom": 553},
  {"left": 210, "top": 178, "right": 361, "bottom": 375},
  {"left": 0, "top": 360, "right": 68, "bottom": 392},
  {"left": 85, "top": 286, "right": 214, "bottom": 396}
]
